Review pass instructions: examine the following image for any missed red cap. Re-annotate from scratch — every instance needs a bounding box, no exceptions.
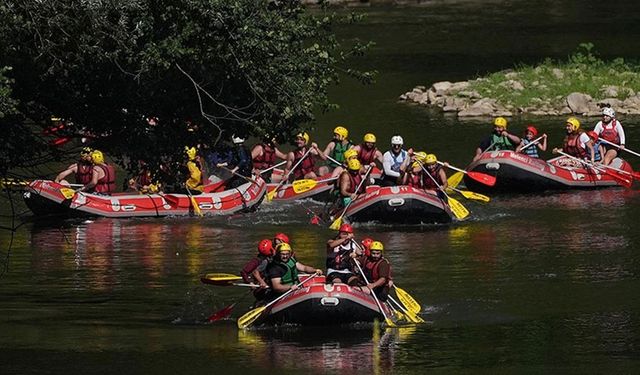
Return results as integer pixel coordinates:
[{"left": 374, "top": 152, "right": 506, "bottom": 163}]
[
  {"left": 361, "top": 237, "right": 374, "bottom": 256},
  {"left": 273, "top": 233, "right": 290, "bottom": 244},
  {"left": 338, "top": 223, "right": 354, "bottom": 233},
  {"left": 257, "top": 239, "right": 274, "bottom": 256},
  {"left": 526, "top": 125, "right": 538, "bottom": 137},
  {"left": 587, "top": 130, "right": 599, "bottom": 141}
]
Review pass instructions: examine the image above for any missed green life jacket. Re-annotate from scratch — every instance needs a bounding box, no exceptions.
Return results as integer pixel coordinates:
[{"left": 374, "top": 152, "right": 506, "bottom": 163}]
[
  {"left": 276, "top": 256, "right": 299, "bottom": 285},
  {"left": 330, "top": 140, "right": 353, "bottom": 167},
  {"left": 491, "top": 134, "right": 514, "bottom": 151}
]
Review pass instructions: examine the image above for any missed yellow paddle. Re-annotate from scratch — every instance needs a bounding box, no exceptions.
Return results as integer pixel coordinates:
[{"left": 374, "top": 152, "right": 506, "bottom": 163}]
[
  {"left": 352, "top": 255, "right": 396, "bottom": 328},
  {"left": 237, "top": 274, "right": 316, "bottom": 329},
  {"left": 266, "top": 147, "right": 314, "bottom": 202},
  {"left": 329, "top": 166, "right": 373, "bottom": 230},
  {"left": 60, "top": 187, "right": 77, "bottom": 199},
  {"left": 388, "top": 295, "right": 424, "bottom": 324},
  {"left": 447, "top": 172, "right": 464, "bottom": 189},
  {"left": 292, "top": 176, "right": 338, "bottom": 194},
  {"left": 447, "top": 187, "right": 491, "bottom": 203},
  {"left": 418, "top": 161, "right": 469, "bottom": 220},
  {"left": 200, "top": 273, "right": 244, "bottom": 283},
  {"left": 185, "top": 186, "right": 203, "bottom": 216},
  {"left": 393, "top": 285, "right": 422, "bottom": 314}
]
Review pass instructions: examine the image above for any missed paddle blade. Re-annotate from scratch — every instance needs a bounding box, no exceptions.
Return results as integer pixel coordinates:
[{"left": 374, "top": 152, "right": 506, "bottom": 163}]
[
  {"left": 190, "top": 196, "right": 203, "bottom": 216},
  {"left": 394, "top": 286, "right": 422, "bottom": 314},
  {"left": 201, "top": 273, "right": 243, "bottom": 283},
  {"left": 207, "top": 303, "right": 236, "bottom": 322},
  {"left": 385, "top": 317, "right": 397, "bottom": 328},
  {"left": 447, "top": 172, "right": 464, "bottom": 189},
  {"left": 448, "top": 197, "right": 470, "bottom": 220},
  {"left": 265, "top": 188, "right": 276, "bottom": 202},
  {"left": 292, "top": 179, "right": 318, "bottom": 194},
  {"left": 467, "top": 171, "right": 496, "bottom": 187},
  {"left": 237, "top": 306, "right": 266, "bottom": 329},
  {"left": 60, "top": 188, "right": 76, "bottom": 199},
  {"left": 460, "top": 190, "right": 491, "bottom": 203},
  {"left": 329, "top": 216, "right": 342, "bottom": 230}
]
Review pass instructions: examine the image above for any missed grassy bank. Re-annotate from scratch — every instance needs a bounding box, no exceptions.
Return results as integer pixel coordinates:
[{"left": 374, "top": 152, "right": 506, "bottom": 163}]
[{"left": 467, "top": 43, "right": 640, "bottom": 108}]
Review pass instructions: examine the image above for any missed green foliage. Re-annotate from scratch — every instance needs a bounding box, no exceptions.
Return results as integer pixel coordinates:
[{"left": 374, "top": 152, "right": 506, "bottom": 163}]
[
  {"left": 0, "top": 0, "right": 374, "bottom": 176},
  {"left": 0, "top": 66, "right": 17, "bottom": 118},
  {"left": 464, "top": 43, "right": 640, "bottom": 109}
]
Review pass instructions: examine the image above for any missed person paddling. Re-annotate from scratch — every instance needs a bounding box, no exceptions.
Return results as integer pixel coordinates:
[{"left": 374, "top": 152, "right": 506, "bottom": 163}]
[
  {"left": 552, "top": 117, "right": 595, "bottom": 167},
  {"left": 55, "top": 147, "right": 94, "bottom": 185},
  {"left": 79, "top": 150, "right": 117, "bottom": 195},
  {"left": 400, "top": 151, "right": 427, "bottom": 188},
  {"left": 325, "top": 223, "right": 361, "bottom": 286},
  {"left": 337, "top": 159, "right": 367, "bottom": 208},
  {"left": 251, "top": 136, "right": 287, "bottom": 182},
  {"left": 587, "top": 131, "right": 604, "bottom": 163},
  {"left": 381, "top": 135, "right": 411, "bottom": 186},
  {"left": 319, "top": 126, "right": 354, "bottom": 178},
  {"left": 473, "top": 117, "right": 520, "bottom": 161},
  {"left": 515, "top": 125, "right": 547, "bottom": 158},
  {"left": 352, "top": 133, "right": 384, "bottom": 169},
  {"left": 356, "top": 240, "right": 392, "bottom": 302},
  {"left": 594, "top": 107, "right": 625, "bottom": 165},
  {"left": 218, "top": 135, "right": 253, "bottom": 188},
  {"left": 283, "top": 132, "right": 325, "bottom": 181},
  {"left": 240, "top": 239, "right": 275, "bottom": 303},
  {"left": 265, "top": 243, "right": 322, "bottom": 297},
  {"left": 184, "top": 146, "right": 204, "bottom": 192},
  {"left": 421, "top": 154, "right": 448, "bottom": 191}
]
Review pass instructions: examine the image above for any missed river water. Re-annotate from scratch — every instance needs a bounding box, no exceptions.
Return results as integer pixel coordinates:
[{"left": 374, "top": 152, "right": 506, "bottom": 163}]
[{"left": 3, "top": 1, "right": 640, "bottom": 374}]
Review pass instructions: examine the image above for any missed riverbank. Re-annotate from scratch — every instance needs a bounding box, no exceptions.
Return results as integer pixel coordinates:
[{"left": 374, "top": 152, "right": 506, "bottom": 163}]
[{"left": 400, "top": 44, "right": 640, "bottom": 118}]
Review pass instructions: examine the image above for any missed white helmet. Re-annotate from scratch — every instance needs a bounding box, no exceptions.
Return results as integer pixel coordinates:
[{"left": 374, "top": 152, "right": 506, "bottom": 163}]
[
  {"left": 391, "top": 135, "right": 404, "bottom": 145},
  {"left": 602, "top": 107, "right": 616, "bottom": 118},
  {"left": 231, "top": 134, "right": 245, "bottom": 144}
]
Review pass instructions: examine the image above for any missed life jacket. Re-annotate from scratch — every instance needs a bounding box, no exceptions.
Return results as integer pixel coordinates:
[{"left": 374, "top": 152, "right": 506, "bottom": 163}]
[
  {"left": 293, "top": 147, "right": 315, "bottom": 180},
  {"left": 240, "top": 255, "right": 269, "bottom": 283},
  {"left": 563, "top": 133, "right": 587, "bottom": 159},
  {"left": 520, "top": 138, "right": 539, "bottom": 158},
  {"left": 422, "top": 165, "right": 443, "bottom": 190},
  {"left": 184, "top": 160, "right": 203, "bottom": 189},
  {"left": 593, "top": 140, "right": 603, "bottom": 162},
  {"left": 329, "top": 140, "right": 353, "bottom": 167},
  {"left": 406, "top": 171, "right": 425, "bottom": 189},
  {"left": 326, "top": 241, "right": 355, "bottom": 271},
  {"left": 386, "top": 150, "right": 407, "bottom": 175},
  {"left": 94, "top": 164, "right": 116, "bottom": 194},
  {"left": 273, "top": 256, "right": 299, "bottom": 285},
  {"left": 364, "top": 257, "right": 391, "bottom": 285},
  {"left": 600, "top": 119, "right": 621, "bottom": 144},
  {"left": 346, "top": 171, "right": 364, "bottom": 195},
  {"left": 252, "top": 143, "right": 276, "bottom": 170},
  {"left": 357, "top": 144, "right": 378, "bottom": 165},
  {"left": 75, "top": 161, "right": 93, "bottom": 185},
  {"left": 492, "top": 134, "right": 514, "bottom": 151}
]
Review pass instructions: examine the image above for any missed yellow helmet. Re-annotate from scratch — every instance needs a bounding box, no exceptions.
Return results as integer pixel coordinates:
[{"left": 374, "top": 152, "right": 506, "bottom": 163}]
[
  {"left": 347, "top": 158, "right": 361, "bottom": 171},
  {"left": 414, "top": 151, "right": 427, "bottom": 163},
  {"left": 343, "top": 148, "right": 358, "bottom": 160},
  {"left": 296, "top": 132, "right": 310, "bottom": 145},
  {"left": 370, "top": 241, "right": 384, "bottom": 251},
  {"left": 91, "top": 150, "right": 104, "bottom": 164},
  {"left": 363, "top": 133, "right": 377, "bottom": 143},
  {"left": 333, "top": 126, "right": 349, "bottom": 140},
  {"left": 276, "top": 242, "right": 292, "bottom": 252},
  {"left": 566, "top": 117, "right": 581, "bottom": 131},
  {"left": 80, "top": 147, "right": 93, "bottom": 156},
  {"left": 425, "top": 154, "right": 438, "bottom": 165},
  {"left": 493, "top": 117, "right": 508, "bottom": 128},
  {"left": 185, "top": 146, "right": 197, "bottom": 160}
]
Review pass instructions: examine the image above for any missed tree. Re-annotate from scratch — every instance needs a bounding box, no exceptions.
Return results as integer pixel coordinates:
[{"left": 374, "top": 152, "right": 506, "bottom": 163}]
[{"left": 0, "top": 0, "right": 374, "bottom": 178}]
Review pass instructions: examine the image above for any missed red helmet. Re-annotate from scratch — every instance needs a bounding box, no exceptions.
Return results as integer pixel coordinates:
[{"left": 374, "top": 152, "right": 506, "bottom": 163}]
[
  {"left": 257, "top": 239, "right": 274, "bottom": 256},
  {"left": 526, "top": 125, "right": 538, "bottom": 136},
  {"left": 587, "top": 130, "right": 599, "bottom": 141},
  {"left": 361, "top": 237, "right": 374, "bottom": 256},
  {"left": 273, "top": 233, "right": 290, "bottom": 244},
  {"left": 338, "top": 223, "right": 353, "bottom": 233}
]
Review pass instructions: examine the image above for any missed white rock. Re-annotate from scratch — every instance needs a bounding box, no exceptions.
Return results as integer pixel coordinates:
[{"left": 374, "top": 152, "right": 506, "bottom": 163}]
[
  {"left": 566, "top": 92, "right": 592, "bottom": 114},
  {"left": 450, "top": 81, "right": 470, "bottom": 91},
  {"left": 559, "top": 106, "right": 573, "bottom": 115},
  {"left": 415, "top": 85, "right": 426, "bottom": 91},
  {"left": 427, "top": 89, "right": 438, "bottom": 104},
  {"left": 601, "top": 85, "right": 619, "bottom": 97},
  {"left": 431, "top": 81, "right": 453, "bottom": 95},
  {"left": 457, "top": 90, "right": 482, "bottom": 99},
  {"left": 552, "top": 68, "right": 564, "bottom": 79}
]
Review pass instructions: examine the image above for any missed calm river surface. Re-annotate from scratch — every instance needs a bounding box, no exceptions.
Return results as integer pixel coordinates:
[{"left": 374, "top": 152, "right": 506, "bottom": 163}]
[{"left": 3, "top": 1, "right": 640, "bottom": 374}]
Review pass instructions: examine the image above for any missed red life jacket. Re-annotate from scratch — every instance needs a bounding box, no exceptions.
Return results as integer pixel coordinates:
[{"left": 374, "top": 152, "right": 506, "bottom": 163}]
[
  {"left": 252, "top": 143, "right": 276, "bottom": 170},
  {"left": 406, "top": 171, "right": 425, "bottom": 189},
  {"left": 136, "top": 169, "right": 152, "bottom": 187},
  {"left": 94, "top": 164, "right": 117, "bottom": 194},
  {"left": 422, "top": 165, "right": 443, "bottom": 190},
  {"left": 75, "top": 161, "right": 93, "bottom": 185},
  {"left": 563, "top": 133, "right": 587, "bottom": 159},
  {"left": 364, "top": 257, "right": 391, "bottom": 285},
  {"left": 293, "top": 147, "right": 315, "bottom": 179},
  {"left": 357, "top": 144, "right": 377, "bottom": 165},
  {"left": 600, "top": 119, "right": 621, "bottom": 144},
  {"left": 346, "top": 171, "right": 364, "bottom": 194}
]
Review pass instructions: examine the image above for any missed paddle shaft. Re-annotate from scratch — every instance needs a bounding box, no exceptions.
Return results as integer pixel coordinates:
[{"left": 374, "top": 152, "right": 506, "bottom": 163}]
[
  {"left": 258, "top": 160, "right": 287, "bottom": 175},
  {"left": 271, "top": 147, "right": 314, "bottom": 194},
  {"left": 244, "top": 274, "right": 316, "bottom": 321},
  {"left": 518, "top": 135, "right": 545, "bottom": 152},
  {"left": 352, "top": 253, "right": 394, "bottom": 325},
  {"left": 599, "top": 138, "right": 640, "bottom": 158},
  {"left": 219, "top": 166, "right": 257, "bottom": 184},
  {"left": 556, "top": 151, "right": 631, "bottom": 183},
  {"left": 419, "top": 162, "right": 452, "bottom": 200},
  {"left": 333, "top": 166, "right": 373, "bottom": 223}
]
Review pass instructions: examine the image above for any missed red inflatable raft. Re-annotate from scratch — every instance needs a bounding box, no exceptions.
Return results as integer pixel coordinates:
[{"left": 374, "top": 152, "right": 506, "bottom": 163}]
[
  {"left": 250, "top": 275, "right": 391, "bottom": 326},
  {"left": 464, "top": 150, "right": 635, "bottom": 193},
  {"left": 337, "top": 185, "right": 454, "bottom": 225},
  {"left": 23, "top": 178, "right": 266, "bottom": 218}
]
